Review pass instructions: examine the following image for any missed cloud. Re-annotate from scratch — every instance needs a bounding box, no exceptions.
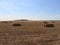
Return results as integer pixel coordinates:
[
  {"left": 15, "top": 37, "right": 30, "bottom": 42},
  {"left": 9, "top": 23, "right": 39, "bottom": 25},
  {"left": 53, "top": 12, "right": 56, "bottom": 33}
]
[{"left": 0, "top": 14, "right": 21, "bottom": 21}]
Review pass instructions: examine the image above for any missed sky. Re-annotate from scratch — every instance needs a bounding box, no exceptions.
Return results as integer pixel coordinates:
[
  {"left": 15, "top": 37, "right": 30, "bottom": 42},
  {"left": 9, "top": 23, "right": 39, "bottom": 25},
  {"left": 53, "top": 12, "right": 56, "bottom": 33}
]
[{"left": 0, "top": 0, "right": 60, "bottom": 21}]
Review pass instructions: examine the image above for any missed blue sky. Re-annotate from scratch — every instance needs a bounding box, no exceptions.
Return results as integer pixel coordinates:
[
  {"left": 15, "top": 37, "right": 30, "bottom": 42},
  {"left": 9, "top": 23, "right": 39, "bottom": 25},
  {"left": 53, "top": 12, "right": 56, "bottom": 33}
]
[{"left": 0, "top": 0, "right": 60, "bottom": 21}]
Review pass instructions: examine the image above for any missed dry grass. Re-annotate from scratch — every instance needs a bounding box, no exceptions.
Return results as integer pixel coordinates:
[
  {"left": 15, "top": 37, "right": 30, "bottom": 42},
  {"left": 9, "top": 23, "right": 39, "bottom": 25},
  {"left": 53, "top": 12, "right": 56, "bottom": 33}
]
[{"left": 0, "top": 20, "right": 60, "bottom": 45}]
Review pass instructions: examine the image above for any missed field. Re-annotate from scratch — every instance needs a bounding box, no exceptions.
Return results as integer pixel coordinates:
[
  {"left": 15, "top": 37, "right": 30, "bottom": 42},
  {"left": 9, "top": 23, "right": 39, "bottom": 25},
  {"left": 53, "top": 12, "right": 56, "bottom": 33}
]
[{"left": 0, "top": 20, "right": 60, "bottom": 45}]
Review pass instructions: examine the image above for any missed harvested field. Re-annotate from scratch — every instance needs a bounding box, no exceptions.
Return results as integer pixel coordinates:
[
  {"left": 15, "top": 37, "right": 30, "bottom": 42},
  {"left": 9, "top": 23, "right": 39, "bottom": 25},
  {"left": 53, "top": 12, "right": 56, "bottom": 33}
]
[{"left": 0, "top": 20, "right": 60, "bottom": 45}]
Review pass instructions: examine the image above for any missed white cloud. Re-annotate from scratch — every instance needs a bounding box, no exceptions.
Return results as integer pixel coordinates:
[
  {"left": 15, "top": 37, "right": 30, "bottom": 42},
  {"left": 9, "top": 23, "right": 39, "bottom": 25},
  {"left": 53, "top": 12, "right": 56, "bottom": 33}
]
[{"left": 0, "top": 14, "right": 21, "bottom": 21}]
